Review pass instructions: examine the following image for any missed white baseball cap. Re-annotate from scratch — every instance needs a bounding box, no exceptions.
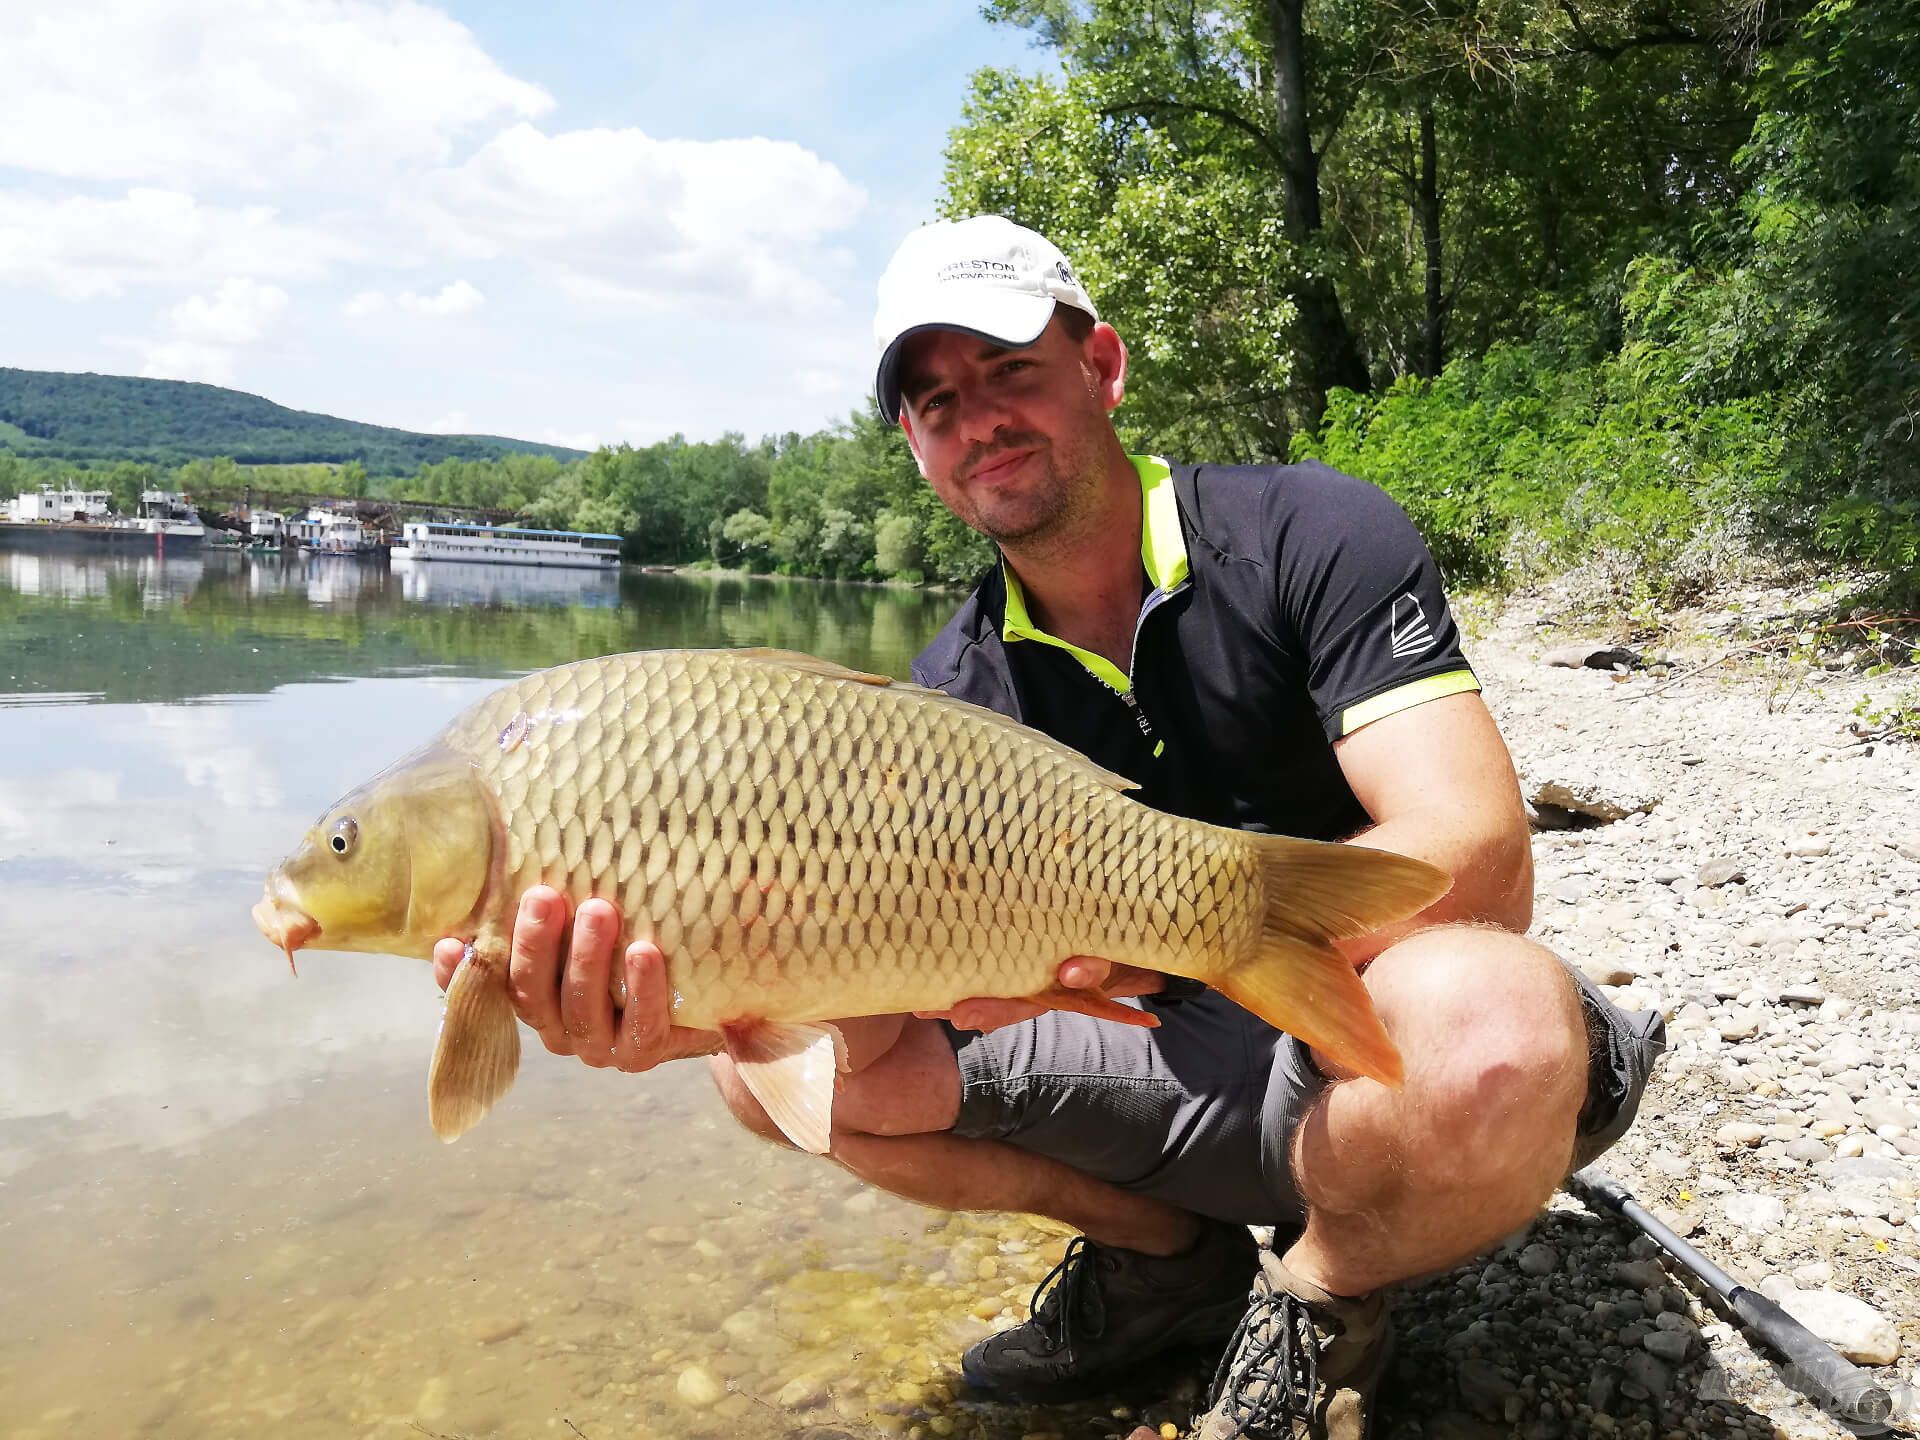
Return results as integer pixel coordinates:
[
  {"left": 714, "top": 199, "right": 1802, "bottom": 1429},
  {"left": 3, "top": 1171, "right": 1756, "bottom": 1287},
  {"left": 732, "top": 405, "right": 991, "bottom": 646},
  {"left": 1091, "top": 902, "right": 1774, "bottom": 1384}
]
[{"left": 872, "top": 215, "right": 1098, "bottom": 423}]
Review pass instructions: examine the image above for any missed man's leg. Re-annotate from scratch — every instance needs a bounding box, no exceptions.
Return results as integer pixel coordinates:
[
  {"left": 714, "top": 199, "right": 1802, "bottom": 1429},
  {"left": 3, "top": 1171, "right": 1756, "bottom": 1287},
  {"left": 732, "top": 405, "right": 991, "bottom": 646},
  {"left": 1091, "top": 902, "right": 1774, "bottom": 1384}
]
[
  {"left": 707, "top": 1014, "right": 1203, "bottom": 1256},
  {"left": 1192, "top": 924, "right": 1592, "bottom": 1440},
  {"left": 710, "top": 1007, "right": 1267, "bottom": 1401},
  {"left": 1284, "top": 923, "right": 1589, "bottom": 1296}
]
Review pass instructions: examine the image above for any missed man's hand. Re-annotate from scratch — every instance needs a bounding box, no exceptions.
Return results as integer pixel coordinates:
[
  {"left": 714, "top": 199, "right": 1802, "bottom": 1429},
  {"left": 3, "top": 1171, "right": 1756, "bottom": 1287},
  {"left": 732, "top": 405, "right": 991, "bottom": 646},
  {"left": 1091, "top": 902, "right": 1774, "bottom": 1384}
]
[
  {"left": 914, "top": 957, "right": 1165, "bottom": 1033},
  {"left": 432, "top": 887, "right": 721, "bottom": 1071}
]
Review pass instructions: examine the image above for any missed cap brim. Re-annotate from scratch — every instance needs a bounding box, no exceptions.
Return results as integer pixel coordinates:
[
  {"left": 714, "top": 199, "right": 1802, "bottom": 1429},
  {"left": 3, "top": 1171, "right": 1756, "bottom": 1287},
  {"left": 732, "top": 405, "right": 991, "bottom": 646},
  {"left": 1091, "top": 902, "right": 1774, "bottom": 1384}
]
[{"left": 873, "top": 291, "right": 1057, "bottom": 424}]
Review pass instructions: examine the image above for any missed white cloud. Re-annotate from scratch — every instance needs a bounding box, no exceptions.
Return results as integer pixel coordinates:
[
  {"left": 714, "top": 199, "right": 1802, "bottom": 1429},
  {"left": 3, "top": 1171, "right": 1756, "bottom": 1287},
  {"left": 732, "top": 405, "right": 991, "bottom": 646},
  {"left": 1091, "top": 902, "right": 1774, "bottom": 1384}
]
[
  {"left": 345, "top": 279, "right": 484, "bottom": 318},
  {"left": 141, "top": 278, "right": 289, "bottom": 385},
  {"left": 421, "top": 409, "right": 470, "bottom": 434},
  {"left": 423, "top": 122, "right": 866, "bottom": 312},
  {"left": 0, "top": 187, "right": 352, "bottom": 300},
  {"left": 0, "top": 0, "right": 552, "bottom": 188},
  {"left": 536, "top": 427, "right": 600, "bottom": 451}
]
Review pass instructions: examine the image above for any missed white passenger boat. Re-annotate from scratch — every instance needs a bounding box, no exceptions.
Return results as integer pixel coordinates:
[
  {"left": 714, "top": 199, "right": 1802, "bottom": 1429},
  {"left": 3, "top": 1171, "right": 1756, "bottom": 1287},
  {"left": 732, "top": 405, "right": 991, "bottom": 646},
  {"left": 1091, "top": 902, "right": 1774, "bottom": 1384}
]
[{"left": 390, "top": 521, "right": 621, "bottom": 570}]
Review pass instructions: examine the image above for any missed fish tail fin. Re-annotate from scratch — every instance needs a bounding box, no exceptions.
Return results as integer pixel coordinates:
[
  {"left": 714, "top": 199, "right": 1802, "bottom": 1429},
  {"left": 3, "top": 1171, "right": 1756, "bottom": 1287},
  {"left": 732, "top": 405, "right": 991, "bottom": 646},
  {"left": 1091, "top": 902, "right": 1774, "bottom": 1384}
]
[
  {"left": 1211, "top": 836, "right": 1450, "bottom": 1089},
  {"left": 428, "top": 945, "right": 521, "bottom": 1141}
]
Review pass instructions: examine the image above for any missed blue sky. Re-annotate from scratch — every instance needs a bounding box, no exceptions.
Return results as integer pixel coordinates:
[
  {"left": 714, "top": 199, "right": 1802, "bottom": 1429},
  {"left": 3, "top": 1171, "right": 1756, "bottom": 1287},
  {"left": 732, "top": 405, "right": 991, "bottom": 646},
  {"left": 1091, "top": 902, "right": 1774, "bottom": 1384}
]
[{"left": 0, "top": 1, "right": 1043, "bottom": 451}]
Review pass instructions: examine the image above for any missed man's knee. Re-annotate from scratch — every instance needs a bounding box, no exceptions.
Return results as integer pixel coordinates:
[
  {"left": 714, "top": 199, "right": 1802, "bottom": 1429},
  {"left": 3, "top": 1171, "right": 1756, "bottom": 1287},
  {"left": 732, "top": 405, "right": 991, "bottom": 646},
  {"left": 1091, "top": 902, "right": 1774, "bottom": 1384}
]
[{"left": 1363, "top": 925, "right": 1588, "bottom": 1184}]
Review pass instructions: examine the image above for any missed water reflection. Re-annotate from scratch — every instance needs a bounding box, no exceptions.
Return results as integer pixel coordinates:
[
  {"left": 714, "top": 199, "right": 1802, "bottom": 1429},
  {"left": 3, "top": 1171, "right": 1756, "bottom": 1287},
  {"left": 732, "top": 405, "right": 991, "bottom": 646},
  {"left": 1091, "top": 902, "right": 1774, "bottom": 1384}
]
[
  {"left": 0, "top": 547, "right": 956, "bottom": 705},
  {"left": 0, "top": 546, "right": 1131, "bottom": 1440}
]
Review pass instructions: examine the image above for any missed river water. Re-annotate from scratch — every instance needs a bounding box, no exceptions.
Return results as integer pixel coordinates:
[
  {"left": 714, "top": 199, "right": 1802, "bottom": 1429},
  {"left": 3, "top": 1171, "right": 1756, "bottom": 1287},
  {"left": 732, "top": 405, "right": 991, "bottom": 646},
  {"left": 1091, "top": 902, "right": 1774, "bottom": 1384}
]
[{"left": 0, "top": 547, "right": 1150, "bottom": 1440}]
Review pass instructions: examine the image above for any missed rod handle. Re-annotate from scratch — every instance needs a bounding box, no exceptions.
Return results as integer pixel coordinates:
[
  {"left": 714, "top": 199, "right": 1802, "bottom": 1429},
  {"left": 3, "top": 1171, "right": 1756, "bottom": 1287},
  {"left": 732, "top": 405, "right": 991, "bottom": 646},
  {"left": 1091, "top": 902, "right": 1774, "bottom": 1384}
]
[{"left": 1729, "top": 1289, "right": 1896, "bottom": 1433}]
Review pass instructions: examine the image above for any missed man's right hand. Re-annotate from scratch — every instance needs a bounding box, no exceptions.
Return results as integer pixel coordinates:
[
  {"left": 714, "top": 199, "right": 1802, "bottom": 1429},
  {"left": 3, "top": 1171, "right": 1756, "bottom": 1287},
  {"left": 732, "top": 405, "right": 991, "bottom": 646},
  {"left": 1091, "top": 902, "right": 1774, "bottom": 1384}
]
[{"left": 432, "top": 887, "right": 722, "bottom": 1072}]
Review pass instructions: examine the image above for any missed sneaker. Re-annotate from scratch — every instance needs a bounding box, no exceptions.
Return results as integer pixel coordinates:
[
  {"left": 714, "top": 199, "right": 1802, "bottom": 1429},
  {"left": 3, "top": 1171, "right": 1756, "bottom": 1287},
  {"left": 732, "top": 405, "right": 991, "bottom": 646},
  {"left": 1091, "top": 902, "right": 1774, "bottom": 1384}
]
[
  {"left": 1191, "top": 1251, "right": 1393, "bottom": 1440},
  {"left": 959, "top": 1220, "right": 1259, "bottom": 1403}
]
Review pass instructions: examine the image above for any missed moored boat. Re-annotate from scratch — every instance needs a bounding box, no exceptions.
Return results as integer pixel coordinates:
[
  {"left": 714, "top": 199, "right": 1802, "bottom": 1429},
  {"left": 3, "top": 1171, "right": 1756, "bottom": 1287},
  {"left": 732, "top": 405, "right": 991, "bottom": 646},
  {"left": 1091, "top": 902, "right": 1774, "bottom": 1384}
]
[{"left": 389, "top": 520, "right": 621, "bottom": 570}]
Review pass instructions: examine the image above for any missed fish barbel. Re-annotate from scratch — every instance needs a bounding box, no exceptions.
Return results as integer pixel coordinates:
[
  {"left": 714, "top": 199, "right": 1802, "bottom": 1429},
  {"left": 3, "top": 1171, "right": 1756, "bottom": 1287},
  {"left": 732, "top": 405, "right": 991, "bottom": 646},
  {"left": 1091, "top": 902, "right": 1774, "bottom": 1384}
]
[{"left": 252, "top": 649, "right": 1449, "bottom": 1150}]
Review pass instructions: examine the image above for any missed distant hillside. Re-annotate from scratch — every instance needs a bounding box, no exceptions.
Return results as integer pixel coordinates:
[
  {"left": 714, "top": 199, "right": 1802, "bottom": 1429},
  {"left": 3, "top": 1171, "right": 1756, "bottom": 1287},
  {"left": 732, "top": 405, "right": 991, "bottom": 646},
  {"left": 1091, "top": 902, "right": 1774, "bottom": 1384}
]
[{"left": 0, "top": 368, "right": 588, "bottom": 473}]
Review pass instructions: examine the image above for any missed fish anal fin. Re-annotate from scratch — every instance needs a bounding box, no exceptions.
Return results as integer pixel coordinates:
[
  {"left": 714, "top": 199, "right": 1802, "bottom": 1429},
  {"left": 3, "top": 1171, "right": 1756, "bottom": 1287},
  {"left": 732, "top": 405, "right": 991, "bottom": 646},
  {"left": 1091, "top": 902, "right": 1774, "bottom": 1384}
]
[
  {"left": 720, "top": 1019, "right": 849, "bottom": 1154},
  {"left": 428, "top": 944, "right": 521, "bottom": 1142},
  {"left": 1024, "top": 983, "right": 1162, "bottom": 1029}
]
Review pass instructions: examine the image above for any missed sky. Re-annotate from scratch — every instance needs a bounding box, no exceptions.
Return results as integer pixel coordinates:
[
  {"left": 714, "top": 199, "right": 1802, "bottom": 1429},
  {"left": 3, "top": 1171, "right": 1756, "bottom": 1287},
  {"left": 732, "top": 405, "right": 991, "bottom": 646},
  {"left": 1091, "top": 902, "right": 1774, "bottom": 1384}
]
[{"left": 0, "top": 0, "right": 1044, "bottom": 451}]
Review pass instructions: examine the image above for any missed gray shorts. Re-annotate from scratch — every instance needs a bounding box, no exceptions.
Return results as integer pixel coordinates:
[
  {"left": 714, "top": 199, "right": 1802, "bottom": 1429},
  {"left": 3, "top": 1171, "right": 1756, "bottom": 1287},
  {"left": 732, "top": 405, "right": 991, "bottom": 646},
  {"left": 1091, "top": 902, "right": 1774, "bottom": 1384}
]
[{"left": 942, "top": 963, "right": 1665, "bottom": 1227}]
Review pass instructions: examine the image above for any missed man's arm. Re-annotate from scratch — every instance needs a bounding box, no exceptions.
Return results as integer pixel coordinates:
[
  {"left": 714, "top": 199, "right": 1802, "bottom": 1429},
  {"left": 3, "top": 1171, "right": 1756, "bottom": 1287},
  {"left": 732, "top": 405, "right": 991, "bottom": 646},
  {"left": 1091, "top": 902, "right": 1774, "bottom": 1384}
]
[{"left": 1331, "top": 690, "right": 1534, "bottom": 964}]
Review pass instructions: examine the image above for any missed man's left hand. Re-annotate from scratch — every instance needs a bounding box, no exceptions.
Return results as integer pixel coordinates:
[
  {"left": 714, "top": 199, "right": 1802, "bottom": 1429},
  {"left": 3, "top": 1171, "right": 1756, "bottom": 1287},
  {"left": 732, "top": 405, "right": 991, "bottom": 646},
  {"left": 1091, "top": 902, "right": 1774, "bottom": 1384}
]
[{"left": 914, "top": 956, "right": 1164, "bottom": 1032}]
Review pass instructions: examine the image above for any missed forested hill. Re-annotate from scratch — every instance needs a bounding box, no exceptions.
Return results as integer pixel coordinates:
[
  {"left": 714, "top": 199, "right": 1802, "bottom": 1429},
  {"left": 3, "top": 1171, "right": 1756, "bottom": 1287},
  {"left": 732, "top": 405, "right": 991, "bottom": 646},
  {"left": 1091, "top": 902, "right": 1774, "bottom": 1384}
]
[{"left": 0, "top": 368, "right": 587, "bottom": 471}]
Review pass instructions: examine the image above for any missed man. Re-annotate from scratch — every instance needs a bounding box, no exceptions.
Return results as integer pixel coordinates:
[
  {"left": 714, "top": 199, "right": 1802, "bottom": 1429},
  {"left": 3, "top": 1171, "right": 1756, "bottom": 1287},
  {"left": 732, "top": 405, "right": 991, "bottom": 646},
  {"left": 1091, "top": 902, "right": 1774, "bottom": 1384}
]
[{"left": 434, "top": 216, "right": 1664, "bottom": 1439}]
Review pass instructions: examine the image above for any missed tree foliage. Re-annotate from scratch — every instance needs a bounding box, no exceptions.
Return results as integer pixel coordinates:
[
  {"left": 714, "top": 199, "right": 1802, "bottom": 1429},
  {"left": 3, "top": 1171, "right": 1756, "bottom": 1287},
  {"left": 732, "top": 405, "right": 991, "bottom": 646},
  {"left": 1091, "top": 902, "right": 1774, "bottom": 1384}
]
[{"left": 943, "top": 0, "right": 1917, "bottom": 595}]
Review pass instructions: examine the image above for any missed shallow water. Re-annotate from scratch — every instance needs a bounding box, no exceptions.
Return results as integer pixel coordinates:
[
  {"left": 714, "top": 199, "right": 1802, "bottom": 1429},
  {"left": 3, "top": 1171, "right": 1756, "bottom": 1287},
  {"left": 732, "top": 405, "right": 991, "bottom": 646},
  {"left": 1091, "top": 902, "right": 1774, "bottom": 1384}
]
[{"left": 0, "top": 546, "right": 1146, "bottom": 1440}]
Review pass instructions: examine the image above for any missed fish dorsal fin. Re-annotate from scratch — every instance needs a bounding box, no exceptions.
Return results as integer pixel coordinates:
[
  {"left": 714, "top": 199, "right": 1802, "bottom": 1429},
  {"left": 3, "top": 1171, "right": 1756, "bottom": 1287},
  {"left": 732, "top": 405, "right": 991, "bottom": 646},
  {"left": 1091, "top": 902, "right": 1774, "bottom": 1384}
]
[
  {"left": 725, "top": 648, "right": 1139, "bottom": 795},
  {"left": 727, "top": 648, "right": 894, "bottom": 687},
  {"left": 887, "top": 678, "right": 1141, "bottom": 793}
]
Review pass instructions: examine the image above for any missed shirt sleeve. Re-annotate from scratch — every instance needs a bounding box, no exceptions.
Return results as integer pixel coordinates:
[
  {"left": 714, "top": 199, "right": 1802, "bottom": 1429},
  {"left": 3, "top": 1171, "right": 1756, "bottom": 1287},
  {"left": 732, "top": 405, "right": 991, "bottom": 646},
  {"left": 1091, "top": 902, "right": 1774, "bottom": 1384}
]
[{"left": 1271, "top": 463, "right": 1480, "bottom": 742}]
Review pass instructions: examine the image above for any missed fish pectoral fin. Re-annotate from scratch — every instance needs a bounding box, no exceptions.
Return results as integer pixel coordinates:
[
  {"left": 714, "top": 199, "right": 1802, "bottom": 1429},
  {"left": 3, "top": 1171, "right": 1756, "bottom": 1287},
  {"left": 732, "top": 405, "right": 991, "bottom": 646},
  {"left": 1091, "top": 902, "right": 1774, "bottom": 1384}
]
[
  {"left": 1025, "top": 983, "right": 1162, "bottom": 1029},
  {"left": 428, "top": 945, "right": 521, "bottom": 1143},
  {"left": 720, "top": 1019, "right": 848, "bottom": 1155}
]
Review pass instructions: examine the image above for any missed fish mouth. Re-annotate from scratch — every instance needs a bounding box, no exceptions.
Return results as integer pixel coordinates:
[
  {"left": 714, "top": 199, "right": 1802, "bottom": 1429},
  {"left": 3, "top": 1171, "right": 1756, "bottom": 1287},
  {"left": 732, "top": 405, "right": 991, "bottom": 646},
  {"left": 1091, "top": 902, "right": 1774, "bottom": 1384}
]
[{"left": 252, "top": 885, "right": 320, "bottom": 976}]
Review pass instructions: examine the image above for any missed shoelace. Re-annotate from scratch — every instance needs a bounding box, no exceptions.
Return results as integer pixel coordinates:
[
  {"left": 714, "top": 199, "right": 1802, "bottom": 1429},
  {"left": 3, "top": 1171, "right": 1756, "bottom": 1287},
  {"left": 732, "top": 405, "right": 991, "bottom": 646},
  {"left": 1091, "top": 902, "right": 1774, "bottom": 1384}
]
[
  {"left": 1025, "top": 1235, "right": 1110, "bottom": 1360},
  {"left": 1207, "top": 1285, "right": 1322, "bottom": 1438}
]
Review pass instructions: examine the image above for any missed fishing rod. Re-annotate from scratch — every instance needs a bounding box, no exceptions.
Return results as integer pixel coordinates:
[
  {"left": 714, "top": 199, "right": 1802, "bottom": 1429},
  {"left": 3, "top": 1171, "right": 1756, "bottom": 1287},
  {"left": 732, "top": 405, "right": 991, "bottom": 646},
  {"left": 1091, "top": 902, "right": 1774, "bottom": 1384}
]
[{"left": 1566, "top": 1166, "right": 1901, "bottom": 1434}]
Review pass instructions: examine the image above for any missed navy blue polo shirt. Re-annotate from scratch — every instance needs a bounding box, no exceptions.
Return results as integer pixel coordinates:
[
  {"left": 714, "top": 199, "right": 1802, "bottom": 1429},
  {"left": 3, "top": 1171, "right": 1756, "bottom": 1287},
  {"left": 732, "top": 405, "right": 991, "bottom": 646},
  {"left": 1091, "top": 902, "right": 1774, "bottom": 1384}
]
[{"left": 910, "top": 456, "right": 1479, "bottom": 841}]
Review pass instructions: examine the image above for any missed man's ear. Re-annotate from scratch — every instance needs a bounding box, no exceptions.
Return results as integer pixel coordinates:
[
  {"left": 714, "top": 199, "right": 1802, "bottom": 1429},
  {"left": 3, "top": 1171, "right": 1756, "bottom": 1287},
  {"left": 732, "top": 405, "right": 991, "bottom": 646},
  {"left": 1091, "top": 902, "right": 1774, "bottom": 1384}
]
[
  {"left": 898, "top": 412, "right": 929, "bottom": 475},
  {"left": 1085, "top": 322, "right": 1128, "bottom": 413}
]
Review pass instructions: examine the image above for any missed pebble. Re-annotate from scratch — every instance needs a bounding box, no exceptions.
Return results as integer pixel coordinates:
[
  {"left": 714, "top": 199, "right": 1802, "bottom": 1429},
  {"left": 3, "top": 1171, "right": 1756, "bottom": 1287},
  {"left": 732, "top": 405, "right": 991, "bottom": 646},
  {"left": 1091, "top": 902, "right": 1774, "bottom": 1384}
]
[
  {"left": 1858, "top": 1096, "right": 1916, "bottom": 1129},
  {"left": 1621, "top": 1350, "right": 1673, "bottom": 1401},
  {"left": 1456, "top": 1356, "right": 1520, "bottom": 1421},
  {"left": 675, "top": 1364, "right": 725, "bottom": 1408},
  {"left": 1696, "top": 858, "right": 1746, "bottom": 887},
  {"left": 1517, "top": 1243, "right": 1561, "bottom": 1277},
  {"left": 1717, "top": 1011, "right": 1761, "bottom": 1042},
  {"left": 1581, "top": 959, "right": 1639, "bottom": 987},
  {"left": 1786, "top": 835, "right": 1833, "bottom": 857},
  {"left": 470, "top": 1316, "right": 525, "bottom": 1345},
  {"left": 1714, "top": 1121, "right": 1766, "bottom": 1148},
  {"left": 1773, "top": 1288, "right": 1903, "bottom": 1364},
  {"left": 1722, "top": 1191, "right": 1789, "bottom": 1233},
  {"left": 1641, "top": 1329, "right": 1691, "bottom": 1363}
]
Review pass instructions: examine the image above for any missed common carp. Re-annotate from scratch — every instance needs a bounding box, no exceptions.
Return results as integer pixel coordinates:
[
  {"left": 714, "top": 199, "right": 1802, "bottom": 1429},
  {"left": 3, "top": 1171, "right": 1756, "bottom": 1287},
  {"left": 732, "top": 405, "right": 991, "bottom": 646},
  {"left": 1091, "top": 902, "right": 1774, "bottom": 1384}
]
[{"left": 252, "top": 648, "right": 1449, "bottom": 1151}]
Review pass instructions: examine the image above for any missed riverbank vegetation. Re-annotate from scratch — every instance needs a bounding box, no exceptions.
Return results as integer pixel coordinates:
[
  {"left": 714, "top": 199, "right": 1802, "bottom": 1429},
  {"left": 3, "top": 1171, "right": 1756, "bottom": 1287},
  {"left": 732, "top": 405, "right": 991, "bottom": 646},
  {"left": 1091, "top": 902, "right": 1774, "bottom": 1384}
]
[{"left": 7, "top": 2, "right": 1912, "bottom": 598}]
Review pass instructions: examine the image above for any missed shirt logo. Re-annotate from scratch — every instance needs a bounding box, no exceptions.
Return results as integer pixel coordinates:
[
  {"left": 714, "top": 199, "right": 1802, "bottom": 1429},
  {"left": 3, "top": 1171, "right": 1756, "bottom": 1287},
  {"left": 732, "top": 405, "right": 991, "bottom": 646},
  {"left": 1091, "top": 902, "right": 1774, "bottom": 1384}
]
[{"left": 1389, "top": 594, "right": 1436, "bottom": 659}]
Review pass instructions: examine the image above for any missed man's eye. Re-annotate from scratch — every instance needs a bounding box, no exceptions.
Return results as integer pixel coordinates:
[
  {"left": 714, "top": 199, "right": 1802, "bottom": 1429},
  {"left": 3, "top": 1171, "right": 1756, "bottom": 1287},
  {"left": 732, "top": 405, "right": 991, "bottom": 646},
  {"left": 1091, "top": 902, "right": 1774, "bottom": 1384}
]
[
  {"left": 922, "top": 393, "right": 951, "bottom": 412},
  {"left": 1001, "top": 359, "right": 1032, "bottom": 375}
]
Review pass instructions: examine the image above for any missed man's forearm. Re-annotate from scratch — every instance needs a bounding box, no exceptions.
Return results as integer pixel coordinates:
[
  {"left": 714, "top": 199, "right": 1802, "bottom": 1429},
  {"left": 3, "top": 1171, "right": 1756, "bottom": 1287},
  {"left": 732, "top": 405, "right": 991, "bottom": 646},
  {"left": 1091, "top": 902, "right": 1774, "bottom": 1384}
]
[{"left": 1336, "top": 807, "right": 1534, "bottom": 965}]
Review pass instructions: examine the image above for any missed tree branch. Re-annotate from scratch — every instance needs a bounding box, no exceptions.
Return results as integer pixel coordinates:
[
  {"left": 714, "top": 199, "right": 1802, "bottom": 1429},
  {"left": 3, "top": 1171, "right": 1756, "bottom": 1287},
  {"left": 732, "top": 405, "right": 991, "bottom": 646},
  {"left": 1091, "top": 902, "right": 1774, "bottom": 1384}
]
[{"left": 1098, "top": 99, "right": 1285, "bottom": 168}]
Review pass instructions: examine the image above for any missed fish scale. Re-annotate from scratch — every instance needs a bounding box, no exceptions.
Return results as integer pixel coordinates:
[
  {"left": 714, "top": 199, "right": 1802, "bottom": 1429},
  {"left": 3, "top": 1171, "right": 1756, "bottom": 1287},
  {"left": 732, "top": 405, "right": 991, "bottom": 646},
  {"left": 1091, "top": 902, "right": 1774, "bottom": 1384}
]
[
  {"left": 257, "top": 647, "right": 1451, "bottom": 1146},
  {"left": 447, "top": 650, "right": 1238, "bottom": 1024}
]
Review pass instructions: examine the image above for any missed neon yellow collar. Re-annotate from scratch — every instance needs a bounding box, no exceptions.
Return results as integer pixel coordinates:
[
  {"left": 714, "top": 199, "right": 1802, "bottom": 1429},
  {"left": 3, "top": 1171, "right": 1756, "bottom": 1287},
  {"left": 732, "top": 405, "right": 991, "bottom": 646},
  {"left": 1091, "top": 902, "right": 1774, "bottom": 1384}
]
[{"left": 1000, "top": 454, "right": 1187, "bottom": 693}]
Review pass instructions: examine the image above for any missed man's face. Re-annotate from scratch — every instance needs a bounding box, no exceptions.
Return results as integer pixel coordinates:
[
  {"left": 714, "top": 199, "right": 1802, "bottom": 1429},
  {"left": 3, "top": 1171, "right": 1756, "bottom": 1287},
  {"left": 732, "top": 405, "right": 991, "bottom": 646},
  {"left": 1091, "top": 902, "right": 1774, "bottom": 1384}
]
[{"left": 895, "top": 314, "right": 1124, "bottom": 550}]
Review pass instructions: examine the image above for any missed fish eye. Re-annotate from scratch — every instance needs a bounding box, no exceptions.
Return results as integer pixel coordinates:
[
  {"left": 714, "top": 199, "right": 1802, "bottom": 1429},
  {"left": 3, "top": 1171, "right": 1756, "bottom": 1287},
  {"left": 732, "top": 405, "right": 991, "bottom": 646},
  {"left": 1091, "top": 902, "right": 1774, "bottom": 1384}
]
[{"left": 329, "top": 818, "right": 359, "bottom": 856}]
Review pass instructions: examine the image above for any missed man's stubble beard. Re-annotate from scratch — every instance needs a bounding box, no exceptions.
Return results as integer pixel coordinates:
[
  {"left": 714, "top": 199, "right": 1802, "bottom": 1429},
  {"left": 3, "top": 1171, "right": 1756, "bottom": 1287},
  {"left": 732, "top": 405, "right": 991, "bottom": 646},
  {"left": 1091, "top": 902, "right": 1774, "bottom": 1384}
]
[{"left": 954, "top": 425, "right": 1108, "bottom": 560}]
